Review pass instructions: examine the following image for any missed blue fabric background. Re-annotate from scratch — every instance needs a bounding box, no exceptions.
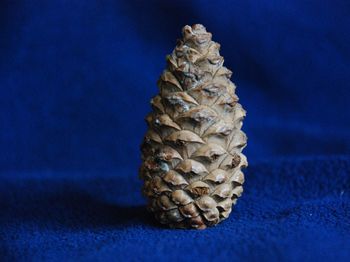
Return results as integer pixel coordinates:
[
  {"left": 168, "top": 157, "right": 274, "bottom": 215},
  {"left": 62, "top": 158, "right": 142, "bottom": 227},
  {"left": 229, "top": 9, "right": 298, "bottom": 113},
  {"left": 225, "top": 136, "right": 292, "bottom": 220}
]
[{"left": 0, "top": 0, "right": 349, "bottom": 261}]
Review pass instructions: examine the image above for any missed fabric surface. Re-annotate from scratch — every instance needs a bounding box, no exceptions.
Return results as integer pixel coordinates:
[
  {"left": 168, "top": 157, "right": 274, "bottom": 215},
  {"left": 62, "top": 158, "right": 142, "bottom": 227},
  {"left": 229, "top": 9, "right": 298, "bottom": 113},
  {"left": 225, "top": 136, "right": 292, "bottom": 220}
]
[{"left": 1, "top": 0, "right": 349, "bottom": 261}]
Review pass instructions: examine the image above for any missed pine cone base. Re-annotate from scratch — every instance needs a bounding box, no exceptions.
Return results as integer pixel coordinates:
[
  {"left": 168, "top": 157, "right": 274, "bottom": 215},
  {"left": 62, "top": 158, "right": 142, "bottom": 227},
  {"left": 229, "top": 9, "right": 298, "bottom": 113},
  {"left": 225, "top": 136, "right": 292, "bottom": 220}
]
[{"left": 140, "top": 24, "right": 247, "bottom": 229}]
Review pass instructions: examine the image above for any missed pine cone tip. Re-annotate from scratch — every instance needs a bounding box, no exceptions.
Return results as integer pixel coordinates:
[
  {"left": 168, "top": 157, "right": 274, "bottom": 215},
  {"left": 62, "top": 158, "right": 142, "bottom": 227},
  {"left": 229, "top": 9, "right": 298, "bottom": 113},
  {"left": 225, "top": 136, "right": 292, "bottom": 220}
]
[{"left": 181, "top": 24, "right": 212, "bottom": 50}]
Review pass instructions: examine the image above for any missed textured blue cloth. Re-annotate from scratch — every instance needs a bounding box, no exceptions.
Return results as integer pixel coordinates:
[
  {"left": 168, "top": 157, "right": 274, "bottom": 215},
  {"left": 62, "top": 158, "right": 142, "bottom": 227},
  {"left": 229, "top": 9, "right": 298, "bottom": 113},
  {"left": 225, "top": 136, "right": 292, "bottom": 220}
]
[{"left": 0, "top": 0, "right": 350, "bottom": 261}]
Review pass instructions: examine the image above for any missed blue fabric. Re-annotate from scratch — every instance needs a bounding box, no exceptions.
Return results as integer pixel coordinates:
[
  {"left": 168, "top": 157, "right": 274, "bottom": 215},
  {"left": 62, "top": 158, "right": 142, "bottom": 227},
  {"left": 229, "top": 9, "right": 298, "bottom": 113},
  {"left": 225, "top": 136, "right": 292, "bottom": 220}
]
[{"left": 0, "top": 0, "right": 349, "bottom": 261}]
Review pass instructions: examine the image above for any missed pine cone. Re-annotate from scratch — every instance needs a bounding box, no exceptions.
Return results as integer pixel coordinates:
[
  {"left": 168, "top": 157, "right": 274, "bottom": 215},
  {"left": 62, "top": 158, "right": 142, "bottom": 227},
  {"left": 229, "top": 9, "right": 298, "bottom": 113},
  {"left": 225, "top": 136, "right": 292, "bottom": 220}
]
[{"left": 140, "top": 24, "right": 247, "bottom": 229}]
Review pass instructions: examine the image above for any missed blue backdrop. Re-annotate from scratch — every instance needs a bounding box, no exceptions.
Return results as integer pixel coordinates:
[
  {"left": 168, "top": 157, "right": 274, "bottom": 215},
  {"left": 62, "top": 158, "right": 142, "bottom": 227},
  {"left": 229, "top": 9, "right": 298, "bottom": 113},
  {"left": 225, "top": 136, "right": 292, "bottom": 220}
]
[{"left": 0, "top": 0, "right": 349, "bottom": 261}]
